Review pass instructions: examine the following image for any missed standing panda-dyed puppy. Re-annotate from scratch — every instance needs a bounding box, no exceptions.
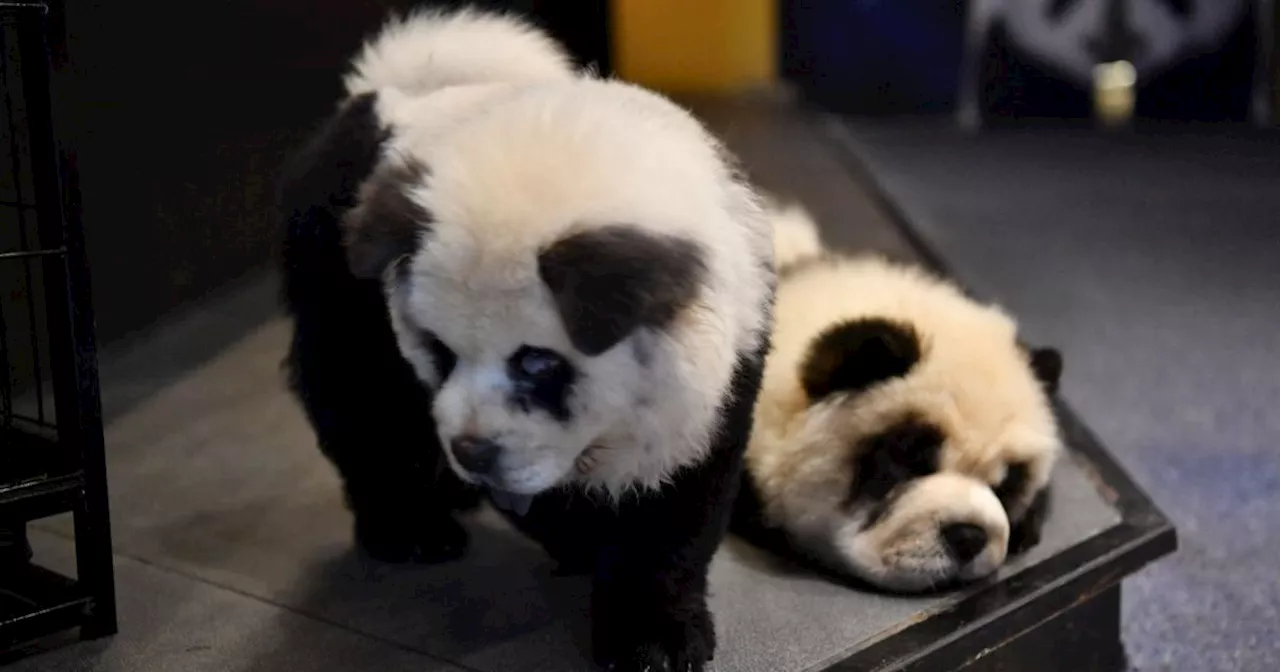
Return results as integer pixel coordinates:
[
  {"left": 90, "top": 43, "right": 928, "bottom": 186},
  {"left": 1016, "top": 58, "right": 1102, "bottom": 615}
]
[
  {"left": 278, "top": 9, "right": 774, "bottom": 671},
  {"left": 733, "top": 204, "right": 1065, "bottom": 593}
]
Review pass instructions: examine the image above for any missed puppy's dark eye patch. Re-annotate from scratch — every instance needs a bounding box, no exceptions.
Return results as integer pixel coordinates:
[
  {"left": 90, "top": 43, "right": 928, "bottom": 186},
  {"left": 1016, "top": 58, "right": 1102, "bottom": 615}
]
[
  {"left": 994, "top": 462, "right": 1031, "bottom": 512},
  {"left": 422, "top": 331, "right": 457, "bottom": 381},
  {"left": 861, "top": 479, "right": 917, "bottom": 529},
  {"left": 851, "top": 416, "right": 943, "bottom": 504},
  {"left": 507, "top": 345, "right": 576, "bottom": 422}
]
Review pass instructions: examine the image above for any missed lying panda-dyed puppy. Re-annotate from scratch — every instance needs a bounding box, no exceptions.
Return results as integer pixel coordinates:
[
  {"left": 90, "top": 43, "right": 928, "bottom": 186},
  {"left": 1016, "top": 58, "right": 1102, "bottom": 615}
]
[
  {"left": 278, "top": 9, "right": 774, "bottom": 670},
  {"left": 732, "top": 204, "right": 1064, "bottom": 593}
]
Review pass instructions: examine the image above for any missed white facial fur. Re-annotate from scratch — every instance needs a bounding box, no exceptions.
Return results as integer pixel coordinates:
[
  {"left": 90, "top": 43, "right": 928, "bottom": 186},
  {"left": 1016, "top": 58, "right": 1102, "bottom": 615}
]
[
  {"left": 353, "top": 63, "right": 772, "bottom": 497},
  {"left": 839, "top": 474, "right": 1011, "bottom": 592},
  {"left": 748, "top": 206, "right": 1061, "bottom": 592}
]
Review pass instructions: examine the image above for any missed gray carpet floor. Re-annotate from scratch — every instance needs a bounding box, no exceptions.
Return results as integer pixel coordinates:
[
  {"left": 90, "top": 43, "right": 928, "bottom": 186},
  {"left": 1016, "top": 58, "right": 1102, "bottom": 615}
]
[{"left": 831, "top": 119, "right": 1280, "bottom": 672}]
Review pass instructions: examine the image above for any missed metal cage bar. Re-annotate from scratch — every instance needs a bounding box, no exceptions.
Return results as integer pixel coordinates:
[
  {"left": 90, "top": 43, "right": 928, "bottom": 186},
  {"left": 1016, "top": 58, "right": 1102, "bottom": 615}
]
[{"left": 1, "top": 0, "right": 116, "bottom": 652}]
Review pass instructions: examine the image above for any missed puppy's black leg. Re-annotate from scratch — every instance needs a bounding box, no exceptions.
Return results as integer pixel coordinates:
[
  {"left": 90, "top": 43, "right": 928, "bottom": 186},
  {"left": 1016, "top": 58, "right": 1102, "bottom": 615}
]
[
  {"left": 287, "top": 315, "right": 471, "bottom": 564},
  {"left": 591, "top": 456, "right": 738, "bottom": 672},
  {"left": 339, "top": 444, "right": 470, "bottom": 565},
  {"left": 591, "top": 347, "right": 764, "bottom": 672}
]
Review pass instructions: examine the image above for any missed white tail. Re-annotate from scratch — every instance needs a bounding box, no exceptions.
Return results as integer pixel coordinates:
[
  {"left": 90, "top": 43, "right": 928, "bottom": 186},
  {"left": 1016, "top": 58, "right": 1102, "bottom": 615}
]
[
  {"left": 767, "top": 199, "right": 824, "bottom": 270},
  {"left": 343, "top": 8, "right": 577, "bottom": 98}
]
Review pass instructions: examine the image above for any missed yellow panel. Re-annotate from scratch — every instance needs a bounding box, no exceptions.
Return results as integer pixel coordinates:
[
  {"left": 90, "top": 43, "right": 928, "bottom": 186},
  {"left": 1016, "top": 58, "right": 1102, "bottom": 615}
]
[{"left": 612, "top": 0, "right": 776, "bottom": 94}]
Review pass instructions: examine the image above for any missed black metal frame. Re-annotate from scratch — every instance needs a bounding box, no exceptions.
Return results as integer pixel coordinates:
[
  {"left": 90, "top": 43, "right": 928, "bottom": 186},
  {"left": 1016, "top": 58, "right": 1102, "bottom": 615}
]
[
  {"left": 806, "top": 114, "right": 1178, "bottom": 671},
  {"left": 0, "top": 0, "right": 116, "bottom": 650}
]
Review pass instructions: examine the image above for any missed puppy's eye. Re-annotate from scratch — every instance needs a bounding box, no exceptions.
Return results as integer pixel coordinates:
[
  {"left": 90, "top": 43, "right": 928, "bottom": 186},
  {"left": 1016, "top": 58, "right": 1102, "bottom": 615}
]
[
  {"left": 511, "top": 346, "right": 569, "bottom": 381},
  {"left": 507, "top": 346, "right": 577, "bottom": 422}
]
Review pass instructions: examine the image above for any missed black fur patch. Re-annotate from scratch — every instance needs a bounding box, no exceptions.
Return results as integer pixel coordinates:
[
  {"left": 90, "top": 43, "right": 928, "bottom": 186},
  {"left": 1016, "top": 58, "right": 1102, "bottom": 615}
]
[
  {"left": 997, "top": 462, "right": 1050, "bottom": 555},
  {"left": 861, "top": 478, "right": 919, "bottom": 529},
  {"left": 277, "top": 92, "right": 387, "bottom": 238},
  {"left": 801, "top": 318, "right": 922, "bottom": 402},
  {"left": 538, "top": 226, "right": 706, "bottom": 356},
  {"left": 423, "top": 332, "right": 457, "bottom": 382},
  {"left": 994, "top": 461, "right": 1031, "bottom": 512},
  {"left": 1008, "top": 487, "right": 1050, "bottom": 556},
  {"left": 507, "top": 346, "right": 577, "bottom": 422},
  {"left": 1028, "top": 347, "right": 1064, "bottom": 395},
  {"left": 344, "top": 157, "right": 433, "bottom": 279},
  {"left": 852, "top": 416, "right": 943, "bottom": 503}
]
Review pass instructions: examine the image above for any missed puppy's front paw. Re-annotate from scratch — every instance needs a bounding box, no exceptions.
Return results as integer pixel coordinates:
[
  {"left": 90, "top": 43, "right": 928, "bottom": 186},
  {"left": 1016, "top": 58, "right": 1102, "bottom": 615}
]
[
  {"left": 596, "top": 606, "right": 713, "bottom": 672},
  {"left": 604, "top": 642, "right": 673, "bottom": 672},
  {"left": 354, "top": 512, "right": 468, "bottom": 564}
]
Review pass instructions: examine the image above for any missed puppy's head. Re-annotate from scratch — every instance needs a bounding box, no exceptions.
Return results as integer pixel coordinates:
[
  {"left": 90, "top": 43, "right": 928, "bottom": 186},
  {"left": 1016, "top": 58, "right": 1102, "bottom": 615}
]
[
  {"left": 754, "top": 260, "right": 1064, "bottom": 592},
  {"left": 804, "top": 316, "right": 1062, "bottom": 591},
  {"left": 341, "top": 79, "right": 769, "bottom": 498}
]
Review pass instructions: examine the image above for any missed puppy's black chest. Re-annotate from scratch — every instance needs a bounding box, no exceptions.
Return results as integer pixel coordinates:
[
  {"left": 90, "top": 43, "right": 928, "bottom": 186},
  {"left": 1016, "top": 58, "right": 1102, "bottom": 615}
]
[{"left": 492, "top": 487, "right": 618, "bottom": 572}]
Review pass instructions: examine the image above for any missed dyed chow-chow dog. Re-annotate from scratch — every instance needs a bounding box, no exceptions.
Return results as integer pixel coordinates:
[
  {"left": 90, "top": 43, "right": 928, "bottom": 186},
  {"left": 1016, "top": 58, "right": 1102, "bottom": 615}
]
[
  {"left": 277, "top": 8, "right": 775, "bottom": 670},
  {"left": 733, "top": 204, "right": 1064, "bottom": 593}
]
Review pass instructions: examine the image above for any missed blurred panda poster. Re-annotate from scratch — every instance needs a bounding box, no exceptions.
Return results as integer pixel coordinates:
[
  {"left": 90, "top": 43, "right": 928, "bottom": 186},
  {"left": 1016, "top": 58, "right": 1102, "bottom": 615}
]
[{"left": 975, "top": 0, "right": 1259, "bottom": 122}]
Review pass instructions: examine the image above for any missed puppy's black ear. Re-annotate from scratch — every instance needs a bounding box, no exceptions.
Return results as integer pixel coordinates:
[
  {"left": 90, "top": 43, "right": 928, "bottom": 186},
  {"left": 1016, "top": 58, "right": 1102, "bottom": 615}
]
[
  {"left": 278, "top": 92, "right": 387, "bottom": 241},
  {"left": 276, "top": 91, "right": 430, "bottom": 281},
  {"left": 538, "top": 226, "right": 706, "bottom": 356},
  {"left": 800, "top": 318, "right": 921, "bottom": 402},
  {"left": 1028, "top": 347, "right": 1064, "bottom": 395},
  {"left": 342, "top": 158, "right": 432, "bottom": 279}
]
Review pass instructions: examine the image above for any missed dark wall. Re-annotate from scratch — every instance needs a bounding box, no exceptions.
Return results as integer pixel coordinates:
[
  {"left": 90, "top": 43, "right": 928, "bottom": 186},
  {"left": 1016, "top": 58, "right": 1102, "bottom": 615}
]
[
  {"left": 53, "top": 1, "right": 608, "bottom": 346},
  {"left": 54, "top": 1, "right": 423, "bottom": 345}
]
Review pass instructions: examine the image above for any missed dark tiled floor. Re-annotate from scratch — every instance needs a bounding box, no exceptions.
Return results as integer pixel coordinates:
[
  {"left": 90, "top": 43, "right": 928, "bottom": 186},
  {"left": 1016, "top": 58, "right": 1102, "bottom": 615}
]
[
  {"left": 7, "top": 531, "right": 469, "bottom": 672},
  {"left": 9, "top": 103, "right": 1121, "bottom": 671}
]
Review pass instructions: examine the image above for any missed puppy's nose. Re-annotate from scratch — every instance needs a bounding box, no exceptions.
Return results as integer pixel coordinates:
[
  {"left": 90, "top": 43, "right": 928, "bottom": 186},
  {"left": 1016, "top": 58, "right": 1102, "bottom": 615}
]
[
  {"left": 941, "top": 523, "right": 989, "bottom": 564},
  {"left": 451, "top": 436, "right": 502, "bottom": 475}
]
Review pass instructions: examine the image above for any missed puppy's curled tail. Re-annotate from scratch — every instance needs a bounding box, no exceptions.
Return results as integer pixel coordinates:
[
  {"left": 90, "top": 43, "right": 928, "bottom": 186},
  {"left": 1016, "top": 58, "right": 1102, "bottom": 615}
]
[
  {"left": 343, "top": 7, "right": 576, "bottom": 98},
  {"left": 766, "top": 198, "right": 824, "bottom": 272}
]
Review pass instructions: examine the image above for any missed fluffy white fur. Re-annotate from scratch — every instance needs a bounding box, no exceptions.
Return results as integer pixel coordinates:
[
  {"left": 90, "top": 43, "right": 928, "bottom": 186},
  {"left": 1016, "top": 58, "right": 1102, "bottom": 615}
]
[
  {"left": 343, "top": 8, "right": 578, "bottom": 98},
  {"left": 349, "top": 13, "right": 773, "bottom": 499},
  {"left": 769, "top": 200, "right": 824, "bottom": 270},
  {"left": 749, "top": 207, "right": 1061, "bottom": 592}
]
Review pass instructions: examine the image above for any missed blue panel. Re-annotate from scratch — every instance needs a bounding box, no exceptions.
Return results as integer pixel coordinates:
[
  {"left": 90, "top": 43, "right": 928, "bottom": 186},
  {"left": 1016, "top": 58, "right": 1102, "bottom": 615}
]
[{"left": 781, "top": 1, "right": 967, "bottom": 113}]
